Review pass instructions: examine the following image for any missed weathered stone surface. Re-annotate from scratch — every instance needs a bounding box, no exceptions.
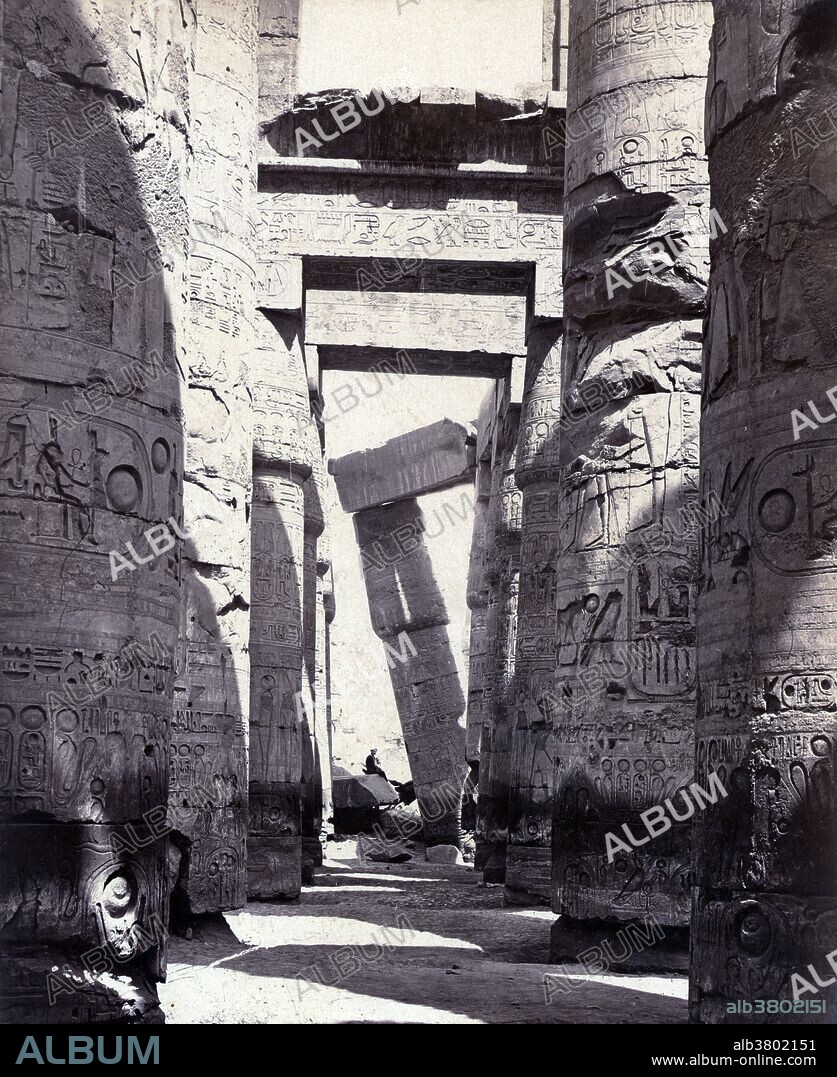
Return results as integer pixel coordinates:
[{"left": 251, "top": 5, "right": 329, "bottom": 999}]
[
  {"left": 301, "top": 446, "right": 331, "bottom": 881},
  {"left": 506, "top": 323, "right": 562, "bottom": 905},
  {"left": 257, "top": 173, "right": 564, "bottom": 295},
  {"left": 551, "top": 0, "right": 711, "bottom": 948},
  {"left": 305, "top": 290, "right": 527, "bottom": 356},
  {"left": 258, "top": 0, "right": 300, "bottom": 127},
  {"left": 0, "top": 0, "right": 189, "bottom": 1023},
  {"left": 247, "top": 314, "right": 315, "bottom": 900},
  {"left": 257, "top": 254, "right": 303, "bottom": 311},
  {"left": 264, "top": 85, "right": 564, "bottom": 166},
  {"left": 318, "top": 344, "right": 510, "bottom": 380},
  {"left": 465, "top": 461, "right": 492, "bottom": 767},
  {"left": 330, "top": 418, "right": 475, "bottom": 513},
  {"left": 171, "top": 0, "right": 258, "bottom": 921},
  {"left": 691, "top": 0, "right": 837, "bottom": 1024},
  {"left": 475, "top": 396, "right": 522, "bottom": 881},
  {"left": 425, "top": 844, "right": 465, "bottom": 865}
]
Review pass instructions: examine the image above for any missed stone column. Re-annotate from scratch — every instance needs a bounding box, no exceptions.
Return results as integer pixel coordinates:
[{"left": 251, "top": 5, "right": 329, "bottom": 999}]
[
  {"left": 691, "top": 0, "right": 837, "bottom": 1023},
  {"left": 169, "top": 0, "right": 258, "bottom": 921},
  {"left": 476, "top": 402, "right": 522, "bottom": 881},
  {"left": 0, "top": 0, "right": 189, "bottom": 1022},
  {"left": 506, "top": 323, "right": 562, "bottom": 905},
  {"left": 247, "top": 314, "right": 314, "bottom": 899},
  {"left": 354, "top": 500, "right": 468, "bottom": 847},
  {"left": 316, "top": 527, "right": 335, "bottom": 855},
  {"left": 464, "top": 461, "right": 492, "bottom": 775},
  {"left": 551, "top": 0, "right": 712, "bottom": 961},
  {"left": 301, "top": 456, "right": 326, "bottom": 882}
]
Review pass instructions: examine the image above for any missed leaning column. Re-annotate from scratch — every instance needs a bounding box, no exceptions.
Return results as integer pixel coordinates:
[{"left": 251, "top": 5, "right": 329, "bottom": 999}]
[
  {"left": 354, "top": 501, "right": 468, "bottom": 848},
  {"left": 692, "top": 0, "right": 837, "bottom": 1023},
  {"left": 551, "top": 0, "right": 712, "bottom": 961}
]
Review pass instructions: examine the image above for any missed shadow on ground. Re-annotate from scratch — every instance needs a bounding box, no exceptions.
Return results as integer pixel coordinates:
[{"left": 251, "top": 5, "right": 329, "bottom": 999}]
[{"left": 160, "top": 846, "right": 688, "bottom": 1024}]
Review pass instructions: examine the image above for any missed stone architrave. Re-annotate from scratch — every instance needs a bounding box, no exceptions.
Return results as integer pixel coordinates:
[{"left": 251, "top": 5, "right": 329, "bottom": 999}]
[
  {"left": 0, "top": 0, "right": 190, "bottom": 1022},
  {"left": 353, "top": 500, "right": 468, "bottom": 847},
  {"left": 551, "top": 0, "right": 712, "bottom": 960},
  {"left": 691, "top": 0, "right": 837, "bottom": 1023},
  {"left": 247, "top": 314, "right": 316, "bottom": 899},
  {"left": 256, "top": 172, "right": 564, "bottom": 281},
  {"left": 170, "top": 0, "right": 258, "bottom": 920},
  {"left": 475, "top": 399, "right": 522, "bottom": 882},
  {"left": 506, "top": 323, "right": 562, "bottom": 905},
  {"left": 305, "top": 290, "right": 526, "bottom": 356}
]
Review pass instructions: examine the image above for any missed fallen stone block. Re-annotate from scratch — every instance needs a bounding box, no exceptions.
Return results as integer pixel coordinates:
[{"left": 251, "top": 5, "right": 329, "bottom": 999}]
[{"left": 425, "top": 845, "right": 465, "bottom": 866}]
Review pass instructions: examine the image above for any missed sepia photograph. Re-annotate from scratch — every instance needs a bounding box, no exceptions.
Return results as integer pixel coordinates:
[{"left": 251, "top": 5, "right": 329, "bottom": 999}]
[{"left": 0, "top": 0, "right": 835, "bottom": 1061}]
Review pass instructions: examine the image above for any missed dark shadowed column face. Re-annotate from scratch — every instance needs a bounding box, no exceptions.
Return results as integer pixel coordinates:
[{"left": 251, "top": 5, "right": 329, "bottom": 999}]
[
  {"left": 506, "top": 324, "right": 561, "bottom": 904},
  {"left": 692, "top": 0, "right": 837, "bottom": 1024},
  {"left": 465, "top": 462, "right": 492, "bottom": 768},
  {"left": 552, "top": 0, "right": 712, "bottom": 937},
  {"left": 0, "top": 0, "right": 190, "bottom": 1023},
  {"left": 248, "top": 474, "right": 305, "bottom": 900},
  {"left": 476, "top": 405, "right": 522, "bottom": 880},
  {"left": 247, "top": 314, "right": 315, "bottom": 900},
  {"left": 169, "top": 0, "right": 256, "bottom": 921}
]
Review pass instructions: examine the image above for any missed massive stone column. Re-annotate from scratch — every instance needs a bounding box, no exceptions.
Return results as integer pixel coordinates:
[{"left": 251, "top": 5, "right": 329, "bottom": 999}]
[
  {"left": 476, "top": 400, "right": 522, "bottom": 881},
  {"left": 169, "top": 0, "right": 258, "bottom": 921},
  {"left": 506, "top": 324, "right": 562, "bottom": 905},
  {"left": 353, "top": 500, "right": 468, "bottom": 848},
  {"left": 300, "top": 453, "right": 329, "bottom": 881},
  {"left": 551, "top": 0, "right": 712, "bottom": 960},
  {"left": 0, "top": 0, "right": 188, "bottom": 1022},
  {"left": 465, "top": 461, "right": 492, "bottom": 773},
  {"left": 247, "top": 314, "right": 314, "bottom": 899},
  {"left": 691, "top": 0, "right": 837, "bottom": 1023}
]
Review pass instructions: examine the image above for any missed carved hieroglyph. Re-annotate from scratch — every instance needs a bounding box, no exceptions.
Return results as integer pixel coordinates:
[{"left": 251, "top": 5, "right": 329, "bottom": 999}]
[
  {"left": 476, "top": 399, "right": 522, "bottom": 881},
  {"left": 305, "top": 290, "right": 527, "bottom": 356},
  {"left": 0, "top": 0, "right": 190, "bottom": 1022},
  {"left": 257, "top": 173, "right": 564, "bottom": 318},
  {"left": 691, "top": 0, "right": 837, "bottom": 1023},
  {"left": 552, "top": 0, "right": 711, "bottom": 939},
  {"left": 248, "top": 314, "right": 315, "bottom": 899},
  {"left": 170, "top": 0, "right": 258, "bottom": 919},
  {"left": 506, "top": 324, "right": 562, "bottom": 904},
  {"left": 352, "top": 499, "right": 468, "bottom": 847}
]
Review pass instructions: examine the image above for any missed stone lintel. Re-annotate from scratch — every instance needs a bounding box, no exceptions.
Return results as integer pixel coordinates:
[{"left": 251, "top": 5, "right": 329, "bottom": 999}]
[
  {"left": 305, "top": 290, "right": 527, "bottom": 355},
  {"left": 329, "top": 418, "right": 475, "bottom": 512},
  {"left": 318, "top": 345, "right": 512, "bottom": 379}
]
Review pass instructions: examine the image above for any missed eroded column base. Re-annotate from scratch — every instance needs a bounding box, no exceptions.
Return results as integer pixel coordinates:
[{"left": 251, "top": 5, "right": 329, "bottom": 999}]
[
  {"left": 480, "top": 842, "right": 508, "bottom": 884},
  {"left": 504, "top": 846, "right": 551, "bottom": 906},
  {"left": 301, "top": 836, "right": 322, "bottom": 884},
  {"left": 246, "top": 836, "right": 301, "bottom": 900},
  {"left": 690, "top": 890, "right": 837, "bottom": 1024},
  {"left": 550, "top": 916, "right": 689, "bottom": 972}
]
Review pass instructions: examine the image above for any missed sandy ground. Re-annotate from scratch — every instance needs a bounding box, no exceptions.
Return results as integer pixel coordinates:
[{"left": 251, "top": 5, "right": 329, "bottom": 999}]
[{"left": 160, "top": 842, "right": 688, "bottom": 1024}]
